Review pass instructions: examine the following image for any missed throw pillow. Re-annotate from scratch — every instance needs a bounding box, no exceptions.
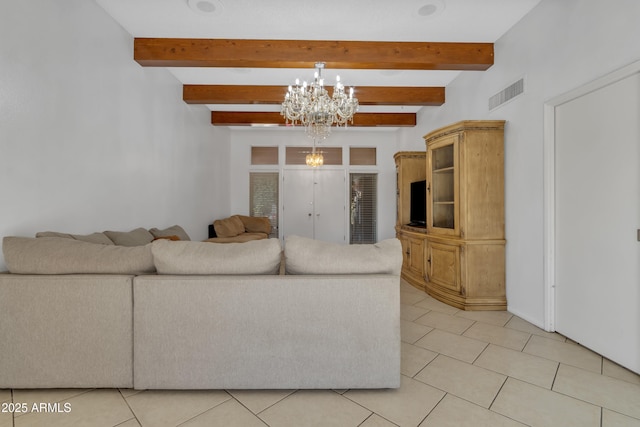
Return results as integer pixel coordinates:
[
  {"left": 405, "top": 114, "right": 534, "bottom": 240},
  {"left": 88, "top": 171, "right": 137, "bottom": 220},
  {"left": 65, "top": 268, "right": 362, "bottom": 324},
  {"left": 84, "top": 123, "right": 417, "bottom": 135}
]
[
  {"left": 151, "top": 238, "right": 282, "bottom": 275},
  {"left": 149, "top": 225, "right": 191, "bottom": 241},
  {"left": 153, "top": 235, "right": 181, "bottom": 241},
  {"left": 104, "top": 227, "right": 155, "bottom": 246},
  {"left": 3, "top": 236, "right": 155, "bottom": 275},
  {"left": 284, "top": 235, "right": 402, "bottom": 276}
]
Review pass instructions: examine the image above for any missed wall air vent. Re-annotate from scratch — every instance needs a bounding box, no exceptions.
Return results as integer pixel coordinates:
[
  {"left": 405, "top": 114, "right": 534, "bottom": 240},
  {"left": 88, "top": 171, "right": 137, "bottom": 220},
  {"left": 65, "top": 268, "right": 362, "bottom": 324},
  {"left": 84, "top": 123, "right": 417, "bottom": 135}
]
[{"left": 489, "top": 77, "right": 525, "bottom": 111}]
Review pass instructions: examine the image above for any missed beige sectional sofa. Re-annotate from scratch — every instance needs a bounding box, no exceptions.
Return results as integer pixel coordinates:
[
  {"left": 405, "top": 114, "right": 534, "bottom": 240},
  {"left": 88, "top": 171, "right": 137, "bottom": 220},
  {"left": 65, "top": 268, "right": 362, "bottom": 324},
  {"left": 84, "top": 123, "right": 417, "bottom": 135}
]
[{"left": 0, "top": 234, "right": 402, "bottom": 390}]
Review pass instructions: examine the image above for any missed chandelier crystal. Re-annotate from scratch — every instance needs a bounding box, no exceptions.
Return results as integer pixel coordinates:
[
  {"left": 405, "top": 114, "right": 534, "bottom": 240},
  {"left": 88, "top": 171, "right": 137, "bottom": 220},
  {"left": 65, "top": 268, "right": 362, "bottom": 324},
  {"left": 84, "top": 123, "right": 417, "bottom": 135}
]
[{"left": 281, "top": 62, "right": 359, "bottom": 140}]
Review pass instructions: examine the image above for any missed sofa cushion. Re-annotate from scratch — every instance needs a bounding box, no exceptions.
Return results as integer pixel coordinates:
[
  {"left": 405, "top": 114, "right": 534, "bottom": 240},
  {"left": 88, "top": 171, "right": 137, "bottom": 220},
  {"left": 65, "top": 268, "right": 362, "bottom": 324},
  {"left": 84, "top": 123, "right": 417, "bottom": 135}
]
[
  {"left": 213, "top": 216, "right": 245, "bottom": 238},
  {"left": 3, "top": 237, "right": 155, "bottom": 275},
  {"left": 149, "top": 225, "right": 191, "bottom": 241},
  {"left": 204, "top": 232, "right": 268, "bottom": 244},
  {"left": 237, "top": 215, "right": 272, "bottom": 235},
  {"left": 104, "top": 227, "right": 154, "bottom": 246},
  {"left": 35, "top": 231, "right": 115, "bottom": 245},
  {"left": 151, "top": 238, "right": 282, "bottom": 275},
  {"left": 284, "top": 235, "right": 402, "bottom": 276}
]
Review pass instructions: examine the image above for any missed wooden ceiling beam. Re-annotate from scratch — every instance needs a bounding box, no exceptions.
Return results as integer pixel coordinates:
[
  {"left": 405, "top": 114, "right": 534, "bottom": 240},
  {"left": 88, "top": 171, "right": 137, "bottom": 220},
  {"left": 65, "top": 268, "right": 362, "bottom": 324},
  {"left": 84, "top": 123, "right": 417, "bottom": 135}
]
[
  {"left": 211, "top": 111, "right": 416, "bottom": 127},
  {"left": 184, "top": 85, "right": 445, "bottom": 106},
  {"left": 135, "top": 38, "right": 493, "bottom": 71}
]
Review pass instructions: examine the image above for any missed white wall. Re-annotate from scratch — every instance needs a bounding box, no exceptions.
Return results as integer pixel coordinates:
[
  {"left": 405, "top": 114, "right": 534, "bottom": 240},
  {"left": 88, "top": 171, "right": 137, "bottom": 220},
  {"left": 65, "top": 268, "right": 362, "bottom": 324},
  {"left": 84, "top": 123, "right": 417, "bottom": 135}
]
[
  {"left": 228, "top": 128, "right": 399, "bottom": 242},
  {"left": 399, "top": 0, "right": 640, "bottom": 326},
  {"left": 0, "top": 0, "right": 231, "bottom": 270}
]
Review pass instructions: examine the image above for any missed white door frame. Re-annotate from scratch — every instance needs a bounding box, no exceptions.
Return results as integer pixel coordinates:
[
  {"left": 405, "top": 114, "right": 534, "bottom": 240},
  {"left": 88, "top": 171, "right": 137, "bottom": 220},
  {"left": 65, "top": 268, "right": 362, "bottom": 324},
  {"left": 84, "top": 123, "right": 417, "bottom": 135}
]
[{"left": 542, "top": 59, "right": 640, "bottom": 332}]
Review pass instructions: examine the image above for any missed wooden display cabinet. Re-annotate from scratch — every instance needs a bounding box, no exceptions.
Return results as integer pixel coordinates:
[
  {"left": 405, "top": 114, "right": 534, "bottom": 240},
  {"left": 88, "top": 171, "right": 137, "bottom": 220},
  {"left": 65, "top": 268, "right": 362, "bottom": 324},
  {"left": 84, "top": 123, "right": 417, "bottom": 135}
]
[{"left": 424, "top": 120, "right": 506, "bottom": 310}]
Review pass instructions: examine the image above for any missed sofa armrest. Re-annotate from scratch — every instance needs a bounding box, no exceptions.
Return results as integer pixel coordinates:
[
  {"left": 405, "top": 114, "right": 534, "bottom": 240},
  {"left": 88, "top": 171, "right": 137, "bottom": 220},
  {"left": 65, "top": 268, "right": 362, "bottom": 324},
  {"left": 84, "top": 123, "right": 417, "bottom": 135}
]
[{"left": 0, "top": 274, "right": 134, "bottom": 388}]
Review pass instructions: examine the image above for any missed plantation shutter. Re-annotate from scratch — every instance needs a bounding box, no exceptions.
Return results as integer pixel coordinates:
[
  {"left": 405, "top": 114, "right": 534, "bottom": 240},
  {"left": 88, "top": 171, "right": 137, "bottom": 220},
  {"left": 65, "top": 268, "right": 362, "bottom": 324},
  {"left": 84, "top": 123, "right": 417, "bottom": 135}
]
[
  {"left": 350, "top": 173, "right": 377, "bottom": 244},
  {"left": 249, "top": 172, "right": 279, "bottom": 237}
]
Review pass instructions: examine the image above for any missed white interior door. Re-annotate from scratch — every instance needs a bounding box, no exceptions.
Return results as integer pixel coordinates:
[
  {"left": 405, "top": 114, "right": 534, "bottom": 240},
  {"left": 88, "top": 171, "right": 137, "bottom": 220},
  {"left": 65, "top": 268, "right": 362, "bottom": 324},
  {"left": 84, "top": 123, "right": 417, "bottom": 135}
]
[
  {"left": 282, "top": 169, "right": 346, "bottom": 243},
  {"left": 314, "top": 169, "right": 346, "bottom": 244},
  {"left": 554, "top": 72, "right": 640, "bottom": 373}
]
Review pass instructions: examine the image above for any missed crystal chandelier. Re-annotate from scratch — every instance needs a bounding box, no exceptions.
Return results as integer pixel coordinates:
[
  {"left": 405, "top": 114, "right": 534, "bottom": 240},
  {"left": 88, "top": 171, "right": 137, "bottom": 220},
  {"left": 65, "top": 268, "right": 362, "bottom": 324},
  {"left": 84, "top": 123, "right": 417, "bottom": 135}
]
[
  {"left": 281, "top": 62, "right": 359, "bottom": 140},
  {"left": 306, "top": 145, "right": 324, "bottom": 167}
]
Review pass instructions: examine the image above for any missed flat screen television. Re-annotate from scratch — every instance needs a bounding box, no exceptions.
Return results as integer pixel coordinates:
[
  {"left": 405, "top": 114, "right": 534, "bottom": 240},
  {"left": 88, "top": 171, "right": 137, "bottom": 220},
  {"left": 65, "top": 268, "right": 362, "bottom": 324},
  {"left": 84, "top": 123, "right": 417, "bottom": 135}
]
[{"left": 409, "top": 180, "right": 427, "bottom": 227}]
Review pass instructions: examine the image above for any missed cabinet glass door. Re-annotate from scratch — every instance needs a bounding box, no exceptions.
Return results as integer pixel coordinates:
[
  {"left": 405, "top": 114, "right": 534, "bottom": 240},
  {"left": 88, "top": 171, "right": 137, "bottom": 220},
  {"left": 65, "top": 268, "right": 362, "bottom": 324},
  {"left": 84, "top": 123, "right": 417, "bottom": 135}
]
[{"left": 431, "top": 144, "right": 455, "bottom": 229}]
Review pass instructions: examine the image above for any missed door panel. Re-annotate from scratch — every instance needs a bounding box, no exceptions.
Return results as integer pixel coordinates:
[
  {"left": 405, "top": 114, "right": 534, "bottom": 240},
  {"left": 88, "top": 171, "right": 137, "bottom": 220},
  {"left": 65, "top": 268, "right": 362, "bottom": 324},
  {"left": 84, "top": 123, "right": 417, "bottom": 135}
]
[
  {"left": 282, "top": 169, "right": 346, "bottom": 244},
  {"left": 427, "top": 241, "right": 460, "bottom": 293},
  {"left": 408, "top": 238, "right": 424, "bottom": 277},
  {"left": 282, "top": 170, "right": 314, "bottom": 240},
  {"left": 314, "top": 169, "right": 346, "bottom": 243},
  {"left": 555, "top": 72, "right": 640, "bottom": 373}
]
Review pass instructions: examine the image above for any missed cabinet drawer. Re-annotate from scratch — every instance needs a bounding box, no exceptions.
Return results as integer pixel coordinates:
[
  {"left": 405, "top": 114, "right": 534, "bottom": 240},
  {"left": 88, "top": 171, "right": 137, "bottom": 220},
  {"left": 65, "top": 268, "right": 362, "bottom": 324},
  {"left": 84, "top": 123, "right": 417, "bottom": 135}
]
[{"left": 427, "top": 241, "right": 460, "bottom": 293}]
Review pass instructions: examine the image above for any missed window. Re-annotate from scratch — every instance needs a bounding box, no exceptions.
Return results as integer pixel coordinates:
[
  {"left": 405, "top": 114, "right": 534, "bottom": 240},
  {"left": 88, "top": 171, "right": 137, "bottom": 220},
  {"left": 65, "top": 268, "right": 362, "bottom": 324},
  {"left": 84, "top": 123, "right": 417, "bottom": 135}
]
[
  {"left": 249, "top": 172, "right": 279, "bottom": 237},
  {"left": 350, "top": 173, "right": 377, "bottom": 244},
  {"left": 251, "top": 146, "right": 278, "bottom": 165},
  {"left": 285, "top": 146, "right": 343, "bottom": 165},
  {"left": 350, "top": 147, "right": 376, "bottom": 165}
]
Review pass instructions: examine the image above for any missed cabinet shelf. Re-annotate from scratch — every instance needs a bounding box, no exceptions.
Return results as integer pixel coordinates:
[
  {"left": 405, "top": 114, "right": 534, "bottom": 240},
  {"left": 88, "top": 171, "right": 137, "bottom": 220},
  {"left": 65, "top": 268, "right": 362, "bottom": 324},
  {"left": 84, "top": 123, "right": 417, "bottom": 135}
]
[{"left": 433, "top": 167, "right": 454, "bottom": 173}]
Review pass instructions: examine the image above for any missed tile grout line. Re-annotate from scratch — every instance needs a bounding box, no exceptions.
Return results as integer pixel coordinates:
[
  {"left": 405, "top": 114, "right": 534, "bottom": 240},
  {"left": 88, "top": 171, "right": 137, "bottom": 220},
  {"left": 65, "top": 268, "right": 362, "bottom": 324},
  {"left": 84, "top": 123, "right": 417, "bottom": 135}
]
[
  {"left": 118, "top": 389, "right": 143, "bottom": 427},
  {"left": 337, "top": 389, "right": 382, "bottom": 424},
  {"left": 225, "top": 389, "right": 294, "bottom": 427},
  {"left": 173, "top": 391, "right": 234, "bottom": 427},
  {"left": 469, "top": 342, "right": 490, "bottom": 365},
  {"left": 459, "top": 319, "right": 477, "bottom": 335},
  {"left": 112, "top": 417, "right": 139, "bottom": 427},
  {"left": 535, "top": 366, "right": 611, "bottom": 416},
  {"left": 520, "top": 332, "right": 535, "bottom": 354},
  {"left": 417, "top": 391, "right": 448, "bottom": 426},
  {"left": 252, "top": 389, "right": 300, "bottom": 424},
  {"left": 600, "top": 406, "right": 603, "bottom": 427},
  {"left": 487, "top": 375, "right": 508, "bottom": 411}
]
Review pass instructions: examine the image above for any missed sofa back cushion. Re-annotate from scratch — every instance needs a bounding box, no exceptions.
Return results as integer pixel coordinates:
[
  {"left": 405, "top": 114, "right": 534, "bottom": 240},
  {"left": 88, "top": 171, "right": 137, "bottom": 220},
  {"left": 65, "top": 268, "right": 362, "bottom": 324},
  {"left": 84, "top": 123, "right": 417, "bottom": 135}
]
[
  {"left": 35, "top": 231, "right": 115, "bottom": 245},
  {"left": 151, "top": 238, "right": 282, "bottom": 275},
  {"left": 104, "top": 228, "right": 154, "bottom": 246},
  {"left": 149, "top": 225, "right": 191, "bottom": 241},
  {"left": 2, "top": 237, "right": 155, "bottom": 275},
  {"left": 284, "top": 235, "right": 402, "bottom": 276},
  {"left": 213, "top": 216, "right": 245, "bottom": 238},
  {"left": 237, "top": 215, "right": 272, "bottom": 235}
]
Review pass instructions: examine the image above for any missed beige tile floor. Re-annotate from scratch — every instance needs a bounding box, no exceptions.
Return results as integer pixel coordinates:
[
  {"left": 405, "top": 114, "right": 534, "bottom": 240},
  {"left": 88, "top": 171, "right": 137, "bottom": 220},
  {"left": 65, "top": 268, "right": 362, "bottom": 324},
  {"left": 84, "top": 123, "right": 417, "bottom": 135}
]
[{"left": 2, "top": 280, "right": 639, "bottom": 427}]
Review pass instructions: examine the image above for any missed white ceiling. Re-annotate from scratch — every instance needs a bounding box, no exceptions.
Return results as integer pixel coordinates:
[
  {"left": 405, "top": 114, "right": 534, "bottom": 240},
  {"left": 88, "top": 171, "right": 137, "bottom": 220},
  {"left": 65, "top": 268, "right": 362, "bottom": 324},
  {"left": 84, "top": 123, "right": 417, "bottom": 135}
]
[{"left": 94, "top": 0, "right": 541, "bottom": 116}]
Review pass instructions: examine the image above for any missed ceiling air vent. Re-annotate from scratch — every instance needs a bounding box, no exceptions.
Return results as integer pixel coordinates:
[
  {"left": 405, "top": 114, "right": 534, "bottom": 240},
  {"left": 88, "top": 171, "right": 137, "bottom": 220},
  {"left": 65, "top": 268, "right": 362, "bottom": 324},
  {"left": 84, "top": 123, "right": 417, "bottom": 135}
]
[{"left": 489, "top": 77, "right": 524, "bottom": 111}]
